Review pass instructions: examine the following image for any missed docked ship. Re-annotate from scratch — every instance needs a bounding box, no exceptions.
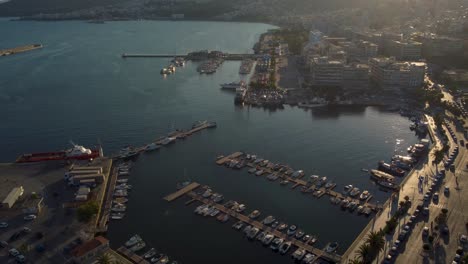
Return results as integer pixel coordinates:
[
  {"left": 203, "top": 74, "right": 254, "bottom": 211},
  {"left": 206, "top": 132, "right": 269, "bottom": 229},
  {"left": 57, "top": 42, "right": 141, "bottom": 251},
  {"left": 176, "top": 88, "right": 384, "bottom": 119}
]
[
  {"left": 220, "top": 81, "right": 245, "bottom": 90},
  {"left": 16, "top": 142, "right": 102, "bottom": 163},
  {"left": 378, "top": 161, "right": 405, "bottom": 177},
  {"left": 369, "top": 169, "right": 395, "bottom": 182}
]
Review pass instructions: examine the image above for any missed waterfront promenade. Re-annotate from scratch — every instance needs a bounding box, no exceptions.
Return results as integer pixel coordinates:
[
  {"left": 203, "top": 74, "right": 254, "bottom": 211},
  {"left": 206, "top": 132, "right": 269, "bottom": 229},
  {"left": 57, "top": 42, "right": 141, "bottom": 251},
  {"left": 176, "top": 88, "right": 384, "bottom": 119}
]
[{"left": 342, "top": 115, "right": 442, "bottom": 263}]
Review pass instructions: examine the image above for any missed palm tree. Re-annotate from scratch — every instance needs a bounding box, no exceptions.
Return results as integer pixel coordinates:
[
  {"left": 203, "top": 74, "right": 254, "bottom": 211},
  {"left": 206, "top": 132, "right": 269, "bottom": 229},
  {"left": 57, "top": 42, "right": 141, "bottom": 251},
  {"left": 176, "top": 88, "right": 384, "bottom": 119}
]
[
  {"left": 357, "top": 243, "right": 371, "bottom": 264},
  {"left": 348, "top": 257, "right": 363, "bottom": 264},
  {"left": 366, "top": 231, "right": 385, "bottom": 257},
  {"left": 97, "top": 253, "right": 112, "bottom": 264}
]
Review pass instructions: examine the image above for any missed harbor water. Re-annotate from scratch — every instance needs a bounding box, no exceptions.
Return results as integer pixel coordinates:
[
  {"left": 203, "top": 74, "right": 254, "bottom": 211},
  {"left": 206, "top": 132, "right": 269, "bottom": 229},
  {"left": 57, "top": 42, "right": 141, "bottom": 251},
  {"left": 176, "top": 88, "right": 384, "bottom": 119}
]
[{"left": 0, "top": 19, "right": 420, "bottom": 263}]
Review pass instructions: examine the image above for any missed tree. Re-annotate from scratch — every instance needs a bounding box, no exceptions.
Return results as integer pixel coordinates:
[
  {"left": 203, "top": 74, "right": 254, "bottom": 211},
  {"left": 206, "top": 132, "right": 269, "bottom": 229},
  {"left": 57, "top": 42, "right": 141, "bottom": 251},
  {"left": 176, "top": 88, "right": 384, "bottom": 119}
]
[
  {"left": 77, "top": 200, "right": 99, "bottom": 222},
  {"left": 348, "top": 258, "right": 363, "bottom": 264},
  {"left": 357, "top": 243, "right": 372, "bottom": 264},
  {"left": 433, "top": 149, "right": 445, "bottom": 165},
  {"left": 366, "top": 231, "right": 385, "bottom": 255},
  {"left": 97, "top": 253, "right": 112, "bottom": 264}
]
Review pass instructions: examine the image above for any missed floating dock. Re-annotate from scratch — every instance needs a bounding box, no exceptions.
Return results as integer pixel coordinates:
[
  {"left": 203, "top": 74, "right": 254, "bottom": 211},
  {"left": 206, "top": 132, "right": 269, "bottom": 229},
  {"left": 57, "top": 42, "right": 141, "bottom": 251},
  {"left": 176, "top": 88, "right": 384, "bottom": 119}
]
[
  {"left": 218, "top": 152, "right": 378, "bottom": 212},
  {"left": 164, "top": 182, "right": 200, "bottom": 202},
  {"left": 117, "top": 246, "right": 150, "bottom": 264},
  {"left": 164, "top": 183, "right": 342, "bottom": 263},
  {"left": 0, "top": 44, "right": 43, "bottom": 57}
]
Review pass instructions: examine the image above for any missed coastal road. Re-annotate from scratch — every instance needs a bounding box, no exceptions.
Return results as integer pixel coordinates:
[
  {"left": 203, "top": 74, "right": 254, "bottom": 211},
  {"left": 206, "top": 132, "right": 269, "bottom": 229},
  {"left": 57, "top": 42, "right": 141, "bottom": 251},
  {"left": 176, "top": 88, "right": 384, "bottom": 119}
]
[
  {"left": 342, "top": 115, "right": 442, "bottom": 263},
  {"left": 392, "top": 118, "right": 468, "bottom": 264}
]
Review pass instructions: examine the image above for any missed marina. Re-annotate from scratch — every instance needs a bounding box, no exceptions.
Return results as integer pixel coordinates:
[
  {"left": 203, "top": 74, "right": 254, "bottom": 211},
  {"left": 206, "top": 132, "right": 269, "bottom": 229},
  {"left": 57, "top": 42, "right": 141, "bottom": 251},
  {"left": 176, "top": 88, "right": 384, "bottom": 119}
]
[
  {"left": 216, "top": 152, "right": 379, "bottom": 214},
  {"left": 165, "top": 183, "right": 342, "bottom": 263}
]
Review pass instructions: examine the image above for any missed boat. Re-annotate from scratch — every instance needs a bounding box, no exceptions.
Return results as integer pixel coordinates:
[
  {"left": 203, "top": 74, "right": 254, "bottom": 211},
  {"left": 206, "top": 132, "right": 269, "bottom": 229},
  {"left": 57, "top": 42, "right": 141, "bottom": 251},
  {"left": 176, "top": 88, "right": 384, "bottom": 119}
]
[
  {"left": 279, "top": 180, "right": 289, "bottom": 185},
  {"left": 145, "top": 143, "right": 161, "bottom": 151},
  {"left": 125, "top": 235, "right": 143, "bottom": 247},
  {"left": 325, "top": 242, "right": 339, "bottom": 253},
  {"left": 255, "top": 170, "right": 264, "bottom": 176},
  {"left": 159, "top": 137, "right": 176, "bottom": 145},
  {"left": 111, "top": 206, "right": 126, "bottom": 212},
  {"left": 324, "top": 181, "right": 335, "bottom": 189},
  {"left": 256, "top": 231, "right": 266, "bottom": 241},
  {"left": 343, "top": 185, "right": 353, "bottom": 194},
  {"left": 309, "top": 175, "right": 319, "bottom": 183},
  {"left": 277, "top": 223, "right": 288, "bottom": 231},
  {"left": 210, "top": 209, "right": 220, "bottom": 217},
  {"left": 295, "top": 230, "right": 305, "bottom": 239},
  {"left": 270, "top": 238, "right": 284, "bottom": 251},
  {"left": 113, "top": 198, "right": 128, "bottom": 204},
  {"left": 291, "top": 170, "right": 304, "bottom": 178},
  {"left": 150, "top": 253, "right": 164, "bottom": 263},
  {"left": 248, "top": 168, "right": 256, "bottom": 174},
  {"left": 359, "top": 190, "right": 370, "bottom": 200},
  {"left": 302, "top": 234, "right": 311, "bottom": 242},
  {"left": 262, "top": 215, "right": 276, "bottom": 225},
  {"left": 202, "top": 189, "right": 213, "bottom": 198},
  {"left": 316, "top": 176, "right": 327, "bottom": 187},
  {"left": 248, "top": 210, "right": 261, "bottom": 219},
  {"left": 176, "top": 181, "right": 191, "bottom": 190},
  {"left": 348, "top": 201, "right": 358, "bottom": 211},
  {"left": 302, "top": 253, "right": 315, "bottom": 263},
  {"left": 110, "top": 213, "right": 125, "bottom": 220},
  {"left": 340, "top": 199, "right": 350, "bottom": 209},
  {"left": 243, "top": 225, "right": 252, "bottom": 235},
  {"left": 279, "top": 241, "right": 292, "bottom": 254},
  {"left": 16, "top": 142, "right": 102, "bottom": 163},
  {"left": 143, "top": 248, "right": 157, "bottom": 259},
  {"left": 236, "top": 204, "right": 246, "bottom": 213},
  {"left": 247, "top": 227, "right": 259, "bottom": 240},
  {"left": 156, "top": 255, "right": 169, "bottom": 264},
  {"left": 271, "top": 221, "right": 279, "bottom": 229},
  {"left": 357, "top": 205, "right": 364, "bottom": 214},
  {"left": 217, "top": 213, "right": 230, "bottom": 223},
  {"left": 370, "top": 170, "right": 395, "bottom": 182},
  {"left": 349, "top": 187, "right": 361, "bottom": 197},
  {"left": 287, "top": 225, "right": 297, "bottom": 236},
  {"left": 392, "top": 155, "right": 415, "bottom": 164},
  {"left": 378, "top": 161, "right": 405, "bottom": 177},
  {"left": 262, "top": 234, "right": 275, "bottom": 246},
  {"left": 232, "top": 221, "right": 244, "bottom": 230},
  {"left": 117, "top": 179, "right": 129, "bottom": 184},
  {"left": 211, "top": 193, "right": 224, "bottom": 203},
  {"left": 309, "top": 236, "right": 318, "bottom": 244},
  {"left": 220, "top": 82, "right": 244, "bottom": 90},
  {"left": 363, "top": 207, "right": 372, "bottom": 216},
  {"left": 297, "top": 101, "right": 328, "bottom": 108},
  {"left": 377, "top": 180, "right": 399, "bottom": 190}
]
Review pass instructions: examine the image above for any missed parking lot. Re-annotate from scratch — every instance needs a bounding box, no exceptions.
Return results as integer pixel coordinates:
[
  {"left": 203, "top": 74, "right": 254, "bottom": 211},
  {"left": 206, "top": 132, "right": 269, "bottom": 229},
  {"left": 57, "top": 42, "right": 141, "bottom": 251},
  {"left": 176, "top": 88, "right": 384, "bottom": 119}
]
[{"left": 0, "top": 159, "right": 110, "bottom": 263}]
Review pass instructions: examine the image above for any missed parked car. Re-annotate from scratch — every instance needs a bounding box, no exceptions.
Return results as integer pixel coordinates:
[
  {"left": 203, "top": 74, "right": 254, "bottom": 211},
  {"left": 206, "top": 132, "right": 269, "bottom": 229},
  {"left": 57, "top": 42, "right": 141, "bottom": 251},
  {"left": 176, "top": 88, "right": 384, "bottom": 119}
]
[
  {"left": 15, "top": 254, "right": 26, "bottom": 263},
  {"left": 0, "top": 222, "right": 8, "bottom": 228},
  {"left": 8, "top": 248, "right": 19, "bottom": 257},
  {"left": 423, "top": 226, "right": 429, "bottom": 236},
  {"left": 0, "top": 240, "right": 8, "bottom": 248},
  {"left": 444, "top": 186, "right": 450, "bottom": 195},
  {"left": 433, "top": 192, "right": 439, "bottom": 202},
  {"left": 23, "top": 214, "right": 37, "bottom": 221}
]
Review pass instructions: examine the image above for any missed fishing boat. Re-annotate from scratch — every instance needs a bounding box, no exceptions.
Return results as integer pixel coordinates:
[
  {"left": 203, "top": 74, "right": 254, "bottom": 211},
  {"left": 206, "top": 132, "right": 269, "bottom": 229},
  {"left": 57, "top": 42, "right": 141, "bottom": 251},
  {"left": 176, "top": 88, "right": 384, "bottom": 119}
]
[
  {"left": 125, "top": 235, "right": 142, "bottom": 247},
  {"left": 359, "top": 190, "right": 370, "bottom": 200}
]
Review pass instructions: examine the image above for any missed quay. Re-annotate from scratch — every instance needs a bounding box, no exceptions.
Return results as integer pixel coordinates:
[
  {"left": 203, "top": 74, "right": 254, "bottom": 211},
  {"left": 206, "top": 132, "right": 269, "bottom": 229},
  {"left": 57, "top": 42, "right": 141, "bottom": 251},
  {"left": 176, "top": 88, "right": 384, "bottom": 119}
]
[
  {"left": 97, "top": 163, "right": 119, "bottom": 231},
  {"left": 0, "top": 44, "right": 43, "bottom": 57},
  {"left": 164, "top": 183, "right": 342, "bottom": 263},
  {"left": 217, "top": 153, "right": 378, "bottom": 211},
  {"left": 122, "top": 53, "right": 259, "bottom": 61},
  {"left": 117, "top": 246, "right": 150, "bottom": 264},
  {"left": 113, "top": 121, "right": 216, "bottom": 158}
]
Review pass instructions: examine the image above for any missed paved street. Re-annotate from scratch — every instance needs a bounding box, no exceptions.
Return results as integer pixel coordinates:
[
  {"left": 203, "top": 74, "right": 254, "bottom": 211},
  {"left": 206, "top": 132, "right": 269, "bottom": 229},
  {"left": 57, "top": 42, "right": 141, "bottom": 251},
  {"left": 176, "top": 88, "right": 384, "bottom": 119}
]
[{"left": 343, "top": 116, "right": 452, "bottom": 263}]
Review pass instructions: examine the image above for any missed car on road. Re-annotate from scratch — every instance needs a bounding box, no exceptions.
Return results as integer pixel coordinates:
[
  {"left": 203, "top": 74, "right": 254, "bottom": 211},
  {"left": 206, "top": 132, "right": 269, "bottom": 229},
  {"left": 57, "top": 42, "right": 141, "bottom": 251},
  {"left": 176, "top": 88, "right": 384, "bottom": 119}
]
[
  {"left": 15, "top": 254, "right": 26, "bottom": 263},
  {"left": 0, "top": 222, "right": 8, "bottom": 228},
  {"left": 0, "top": 240, "right": 8, "bottom": 248},
  {"left": 8, "top": 248, "right": 20, "bottom": 257},
  {"left": 423, "top": 226, "right": 429, "bottom": 236},
  {"left": 433, "top": 192, "right": 439, "bottom": 202},
  {"left": 444, "top": 186, "right": 450, "bottom": 195},
  {"left": 23, "top": 214, "right": 37, "bottom": 221},
  {"left": 460, "top": 234, "right": 467, "bottom": 244},
  {"left": 423, "top": 207, "right": 430, "bottom": 215}
]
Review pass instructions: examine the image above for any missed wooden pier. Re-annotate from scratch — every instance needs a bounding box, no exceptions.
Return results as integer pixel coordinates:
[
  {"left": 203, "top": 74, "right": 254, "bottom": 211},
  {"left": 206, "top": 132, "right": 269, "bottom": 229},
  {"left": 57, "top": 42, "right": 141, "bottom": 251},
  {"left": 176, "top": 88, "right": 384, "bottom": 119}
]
[
  {"left": 0, "top": 44, "right": 43, "bottom": 57},
  {"left": 164, "top": 184, "right": 341, "bottom": 263},
  {"left": 164, "top": 182, "right": 200, "bottom": 201},
  {"left": 117, "top": 246, "right": 150, "bottom": 264},
  {"left": 222, "top": 152, "right": 379, "bottom": 212}
]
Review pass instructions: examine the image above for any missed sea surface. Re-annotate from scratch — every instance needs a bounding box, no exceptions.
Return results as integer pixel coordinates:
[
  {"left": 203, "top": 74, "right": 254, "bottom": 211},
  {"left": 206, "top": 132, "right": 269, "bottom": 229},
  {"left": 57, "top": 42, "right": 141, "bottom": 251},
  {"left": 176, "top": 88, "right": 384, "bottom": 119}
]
[{"left": 0, "top": 19, "right": 421, "bottom": 263}]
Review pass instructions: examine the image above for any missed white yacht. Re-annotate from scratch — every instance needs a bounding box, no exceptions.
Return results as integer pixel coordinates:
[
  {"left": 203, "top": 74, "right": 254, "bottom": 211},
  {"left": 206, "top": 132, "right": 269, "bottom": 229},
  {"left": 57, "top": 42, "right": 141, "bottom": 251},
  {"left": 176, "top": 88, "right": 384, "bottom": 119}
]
[
  {"left": 125, "top": 235, "right": 142, "bottom": 247},
  {"left": 145, "top": 143, "right": 160, "bottom": 151}
]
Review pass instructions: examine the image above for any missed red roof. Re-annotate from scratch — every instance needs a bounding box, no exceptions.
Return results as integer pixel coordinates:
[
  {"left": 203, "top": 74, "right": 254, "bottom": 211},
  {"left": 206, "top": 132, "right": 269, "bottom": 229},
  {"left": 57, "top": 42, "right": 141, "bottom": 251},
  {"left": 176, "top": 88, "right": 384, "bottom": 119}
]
[{"left": 71, "top": 236, "right": 109, "bottom": 257}]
